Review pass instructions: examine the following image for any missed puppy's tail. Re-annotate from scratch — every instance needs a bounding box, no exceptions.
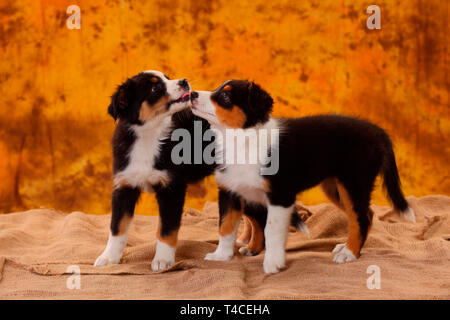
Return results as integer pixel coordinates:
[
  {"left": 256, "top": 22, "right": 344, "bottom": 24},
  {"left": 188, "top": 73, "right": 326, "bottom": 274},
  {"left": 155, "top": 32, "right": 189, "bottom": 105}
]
[
  {"left": 381, "top": 147, "right": 415, "bottom": 222},
  {"left": 290, "top": 210, "right": 311, "bottom": 237}
]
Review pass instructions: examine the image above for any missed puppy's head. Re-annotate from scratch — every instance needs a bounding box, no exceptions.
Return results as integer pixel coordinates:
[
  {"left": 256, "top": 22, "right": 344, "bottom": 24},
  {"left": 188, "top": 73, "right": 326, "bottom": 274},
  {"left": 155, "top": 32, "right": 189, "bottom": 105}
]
[
  {"left": 108, "top": 70, "right": 191, "bottom": 124},
  {"left": 190, "top": 80, "right": 273, "bottom": 128}
]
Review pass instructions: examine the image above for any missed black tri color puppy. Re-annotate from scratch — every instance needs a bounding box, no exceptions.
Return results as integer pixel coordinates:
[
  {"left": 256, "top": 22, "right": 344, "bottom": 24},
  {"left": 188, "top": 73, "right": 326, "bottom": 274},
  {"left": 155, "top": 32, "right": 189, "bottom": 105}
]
[
  {"left": 94, "top": 70, "right": 213, "bottom": 271},
  {"left": 190, "top": 80, "right": 415, "bottom": 274},
  {"left": 94, "top": 71, "right": 307, "bottom": 272}
]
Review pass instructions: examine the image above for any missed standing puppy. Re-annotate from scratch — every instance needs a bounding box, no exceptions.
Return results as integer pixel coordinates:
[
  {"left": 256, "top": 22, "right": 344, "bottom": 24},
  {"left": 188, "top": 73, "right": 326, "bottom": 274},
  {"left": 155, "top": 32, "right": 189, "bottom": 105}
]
[
  {"left": 95, "top": 72, "right": 308, "bottom": 271},
  {"left": 190, "top": 80, "right": 415, "bottom": 274},
  {"left": 94, "top": 70, "right": 215, "bottom": 271}
]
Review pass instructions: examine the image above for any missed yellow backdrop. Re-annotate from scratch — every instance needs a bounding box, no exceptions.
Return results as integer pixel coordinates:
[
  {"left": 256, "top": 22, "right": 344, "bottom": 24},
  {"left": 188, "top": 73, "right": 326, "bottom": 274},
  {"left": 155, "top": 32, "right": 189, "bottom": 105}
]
[{"left": 0, "top": 0, "right": 448, "bottom": 215}]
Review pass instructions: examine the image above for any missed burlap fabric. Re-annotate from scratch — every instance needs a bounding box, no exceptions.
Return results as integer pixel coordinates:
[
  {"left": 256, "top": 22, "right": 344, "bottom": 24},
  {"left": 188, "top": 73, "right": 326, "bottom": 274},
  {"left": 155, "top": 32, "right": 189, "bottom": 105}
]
[{"left": 0, "top": 196, "right": 448, "bottom": 299}]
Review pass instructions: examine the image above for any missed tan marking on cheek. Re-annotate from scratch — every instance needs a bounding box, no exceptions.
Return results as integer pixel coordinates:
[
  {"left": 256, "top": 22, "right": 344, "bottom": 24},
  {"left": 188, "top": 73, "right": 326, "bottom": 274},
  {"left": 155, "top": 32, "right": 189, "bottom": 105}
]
[
  {"left": 211, "top": 100, "right": 246, "bottom": 128},
  {"left": 157, "top": 220, "right": 179, "bottom": 248},
  {"left": 263, "top": 179, "right": 271, "bottom": 192},
  {"left": 139, "top": 97, "right": 168, "bottom": 121},
  {"left": 219, "top": 209, "right": 242, "bottom": 236},
  {"left": 117, "top": 214, "right": 133, "bottom": 236}
]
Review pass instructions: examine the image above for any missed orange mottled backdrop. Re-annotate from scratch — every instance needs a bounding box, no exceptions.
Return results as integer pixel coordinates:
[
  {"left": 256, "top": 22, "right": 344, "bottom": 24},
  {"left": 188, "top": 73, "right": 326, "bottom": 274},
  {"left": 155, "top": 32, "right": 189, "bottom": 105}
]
[{"left": 0, "top": 0, "right": 448, "bottom": 215}]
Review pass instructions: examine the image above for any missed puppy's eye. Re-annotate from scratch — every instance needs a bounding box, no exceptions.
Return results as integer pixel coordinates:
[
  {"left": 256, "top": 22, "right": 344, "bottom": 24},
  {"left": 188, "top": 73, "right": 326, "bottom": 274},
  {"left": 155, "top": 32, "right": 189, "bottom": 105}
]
[
  {"left": 220, "top": 92, "right": 231, "bottom": 103},
  {"left": 151, "top": 86, "right": 158, "bottom": 93}
]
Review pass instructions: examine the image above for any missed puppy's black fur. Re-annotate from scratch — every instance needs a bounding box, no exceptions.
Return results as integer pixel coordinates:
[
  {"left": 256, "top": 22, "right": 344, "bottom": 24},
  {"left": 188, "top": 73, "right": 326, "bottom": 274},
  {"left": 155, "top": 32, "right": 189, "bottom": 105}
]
[
  {"left": 102, "top": 73, "right": 306, "bottom": 269},
  {"left": 191, "top": 80, "right": 414, "bottom": 263}
]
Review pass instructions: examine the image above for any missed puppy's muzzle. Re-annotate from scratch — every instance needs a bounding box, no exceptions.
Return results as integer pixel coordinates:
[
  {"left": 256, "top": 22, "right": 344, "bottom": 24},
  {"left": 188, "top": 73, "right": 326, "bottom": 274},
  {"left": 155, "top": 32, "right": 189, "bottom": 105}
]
[
  {"left": 190, "top": 91, "right": 199, "bottom": 109},
  {"left": 178, "top": 79, "right": 189, "bottom": 90},
  {"left": 190, "top": 91, "right": 199, "bottom": 100}
]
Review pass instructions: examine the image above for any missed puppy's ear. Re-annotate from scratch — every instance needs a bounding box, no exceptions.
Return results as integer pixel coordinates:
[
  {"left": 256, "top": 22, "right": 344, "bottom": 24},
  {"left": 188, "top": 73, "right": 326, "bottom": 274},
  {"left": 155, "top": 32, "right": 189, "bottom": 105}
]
[
  {"left": 108, "top": 81, "right": 133, "bottom": 120},
  {"left": 247, "top": 81, "right": 273, "bottom": 126}
]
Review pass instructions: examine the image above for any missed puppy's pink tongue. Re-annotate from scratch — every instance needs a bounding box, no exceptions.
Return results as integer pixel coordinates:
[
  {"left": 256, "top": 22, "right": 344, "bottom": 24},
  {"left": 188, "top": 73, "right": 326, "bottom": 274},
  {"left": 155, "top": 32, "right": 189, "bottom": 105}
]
[{"left": 181, "top": 92, "right": 190, "bottom": 99}]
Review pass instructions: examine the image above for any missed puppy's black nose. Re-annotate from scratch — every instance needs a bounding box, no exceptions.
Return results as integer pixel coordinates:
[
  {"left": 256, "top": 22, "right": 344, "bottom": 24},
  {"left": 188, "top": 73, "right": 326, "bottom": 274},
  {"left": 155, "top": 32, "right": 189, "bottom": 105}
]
[
  {"left": 178, "top": 79, "right": 189, "bottom": 89},
  {"left": 190, "top": 91, "right": 199, "bottom": 100}
]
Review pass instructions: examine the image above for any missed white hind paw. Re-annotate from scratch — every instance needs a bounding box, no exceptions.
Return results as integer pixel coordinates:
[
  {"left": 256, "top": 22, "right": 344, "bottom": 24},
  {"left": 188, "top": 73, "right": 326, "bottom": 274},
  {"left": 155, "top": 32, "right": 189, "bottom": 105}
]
[
  {"left": 401, "top": 207, "right": 416, "bottom": 223},
  {"left": 332, "top": 244, "right": 357, "bottom": 264},
  {"left": 94, "top": 251, "right": 122, "bottom": 266},
  {"left": 239, "top": 246, "right": 256, "bottom": 256},
  {"left": 204, "top": 250, "right": 233, "bottom": 261}
]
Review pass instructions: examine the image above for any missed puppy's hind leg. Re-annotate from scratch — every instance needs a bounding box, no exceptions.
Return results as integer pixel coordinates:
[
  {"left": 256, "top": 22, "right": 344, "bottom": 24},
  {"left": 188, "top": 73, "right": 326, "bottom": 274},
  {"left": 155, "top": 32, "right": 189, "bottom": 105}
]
[
  {"left": 320, "top": 177, "right": 345, "bottom": 211},
  {"left": 239, "top": 204, "right": 266, "bottom": 256},
  {"left": 332, "top": 181, "right": 373, "bottom": 263},
  {"left": 94, "top": 187, "right": 140, "bottom": 266},
  {"left": 236, "top": 215, "right": 252, "bottom": 245}
]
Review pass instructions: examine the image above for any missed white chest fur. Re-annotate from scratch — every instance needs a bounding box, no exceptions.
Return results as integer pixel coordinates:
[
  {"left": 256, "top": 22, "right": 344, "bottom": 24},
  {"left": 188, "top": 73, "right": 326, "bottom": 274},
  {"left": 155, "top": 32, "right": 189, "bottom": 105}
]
[
  {"left": 215, "top": 164, "right": 268, "bottom": 205},
  {"left": 114, "top": 116, "right": 172, "bottom": 190},
  {"left": 213, "top": 118, "right": 280, "bottom": 205}
]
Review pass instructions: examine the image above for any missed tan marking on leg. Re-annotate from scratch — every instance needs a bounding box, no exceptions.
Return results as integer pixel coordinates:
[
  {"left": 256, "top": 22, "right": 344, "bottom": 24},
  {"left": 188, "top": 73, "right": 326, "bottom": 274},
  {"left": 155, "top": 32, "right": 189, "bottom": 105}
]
[
  {"left": 219, "top": 209, "right": 242, "bottom": 236},
  {"left": 211, "top": 100, "right": 246, "bottom": 128},
  {"left": 237, "top": 215, "right": 252, "bottom": 244},
  {"left": 320, "top": 177, "right": 345, "bottom": 211},
  {"left": 117, "top": 214, "right": 133, "bottom": 236},
  {"left": 336, "top": 182, "right": 362, "bottom": 257},
  {"left": 294, "top": 202, "right": 313, "bottom": 221},
  {"left": 367, "top": 208, "right": 374, "bottom": 232},
  {"left": 186, "top": 179, "right": 207, "bottom": 198},
  {"left": 246, "top": 216, "right": 264, "bottom": 254},
  {"left": 157, "top": 219, "right": 179, "bottom": 248}
]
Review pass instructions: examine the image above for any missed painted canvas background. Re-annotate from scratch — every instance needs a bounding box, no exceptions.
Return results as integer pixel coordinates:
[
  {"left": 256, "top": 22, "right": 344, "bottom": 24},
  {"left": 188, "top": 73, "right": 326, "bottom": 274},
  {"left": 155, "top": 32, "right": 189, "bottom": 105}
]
[{"left": 0, "top": 0, "right": 448, "bottom": 215}]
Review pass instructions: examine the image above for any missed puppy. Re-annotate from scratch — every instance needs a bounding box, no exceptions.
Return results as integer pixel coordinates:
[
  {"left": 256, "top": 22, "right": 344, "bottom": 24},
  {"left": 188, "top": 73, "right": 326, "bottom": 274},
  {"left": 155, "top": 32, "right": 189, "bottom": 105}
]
[
  {"left": 94, "top": 71, "right": 308, "bottom": 271},
  {"left": 190, "top": 80, "right": 415, "bottom": 274}
]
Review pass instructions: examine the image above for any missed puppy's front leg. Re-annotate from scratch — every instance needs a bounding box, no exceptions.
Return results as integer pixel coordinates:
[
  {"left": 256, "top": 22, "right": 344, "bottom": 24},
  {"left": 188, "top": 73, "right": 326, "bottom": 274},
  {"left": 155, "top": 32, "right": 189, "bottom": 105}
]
[
  {"left": 263, "top": 203, "right": 294, "bottom": 274},
  {"left": 205, "top": 189, "right": 242, "bottom": 261},
  {"left": 94, "top": 187, "right": 141, "bottom": 266},
  {"left": 152, "top": 183, "right": 186, "bottom": 272}
]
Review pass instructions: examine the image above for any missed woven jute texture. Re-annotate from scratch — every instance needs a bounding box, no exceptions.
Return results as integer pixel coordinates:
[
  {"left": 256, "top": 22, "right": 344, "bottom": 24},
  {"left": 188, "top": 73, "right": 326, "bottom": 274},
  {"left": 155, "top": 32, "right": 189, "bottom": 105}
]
[{"left": 0, "top": 196, "right": 449, "bottom": 299}]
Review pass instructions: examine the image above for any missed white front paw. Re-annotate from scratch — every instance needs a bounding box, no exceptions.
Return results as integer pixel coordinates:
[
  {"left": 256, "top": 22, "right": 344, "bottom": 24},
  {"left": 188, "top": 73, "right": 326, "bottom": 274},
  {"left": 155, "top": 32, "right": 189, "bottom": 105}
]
[
  {"left": 263, "top": 252, "right": 285, "bottom": 274},
  {"left": 94, "top": 251, "right": 122, "bottom": 266},
  {"left": 204, "top": 250, "right": 233, "bottom": 261},
  {"left": 151, "top": 257, "right": 174, "bottom": 272},
  {"left": 332, "top": 243, "right": 357, "bottom": 263}
]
